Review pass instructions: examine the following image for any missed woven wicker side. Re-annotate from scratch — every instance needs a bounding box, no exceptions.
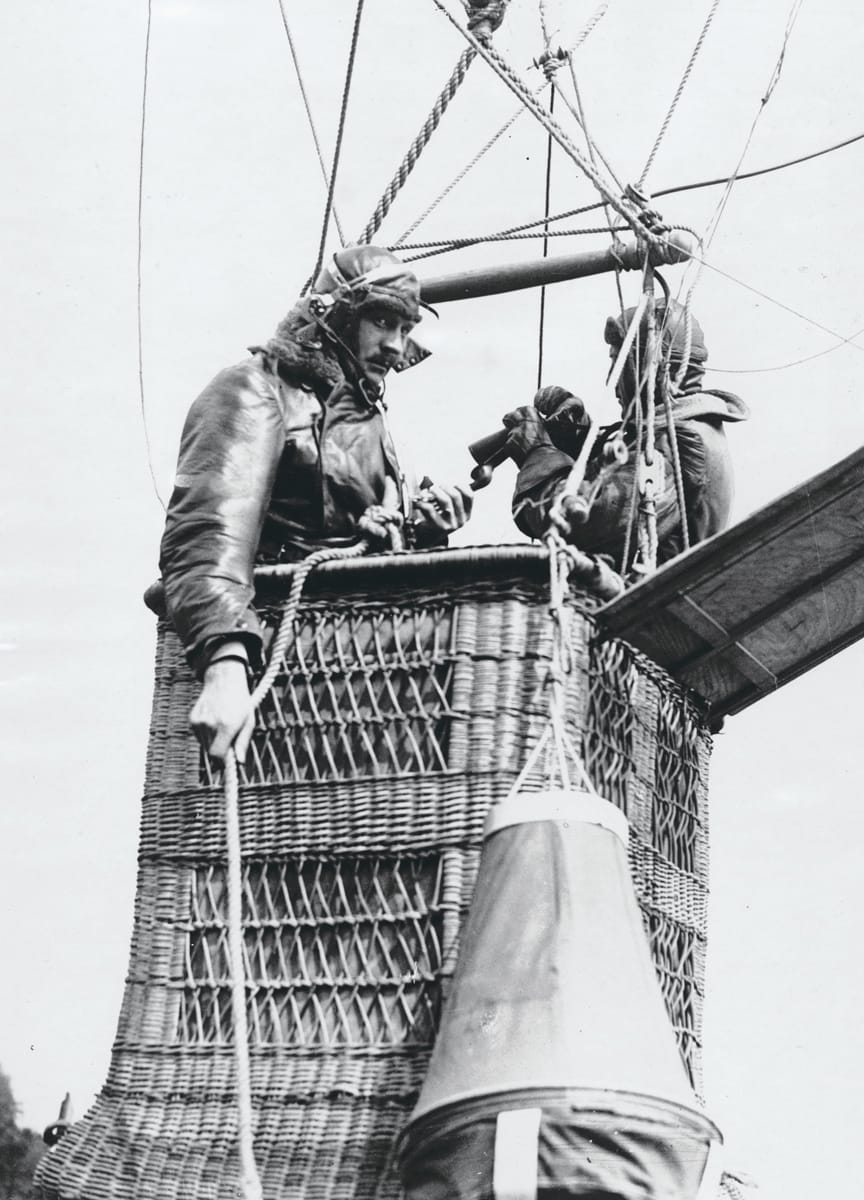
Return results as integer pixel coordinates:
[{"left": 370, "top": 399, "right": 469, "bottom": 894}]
[{"left": 35, "top": 556, "right": 712, "bottom": 1200}]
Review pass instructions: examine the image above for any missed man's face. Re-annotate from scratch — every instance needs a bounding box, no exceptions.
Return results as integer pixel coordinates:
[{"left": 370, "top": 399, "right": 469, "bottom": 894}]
[{"left": 353, "top": 307, "right": 417, "bottom": 386}]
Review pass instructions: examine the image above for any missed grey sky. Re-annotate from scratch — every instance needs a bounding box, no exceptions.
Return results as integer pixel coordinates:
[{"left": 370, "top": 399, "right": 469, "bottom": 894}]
[{"left": 2, "top": 3, "right": 863, "bottom": 1197}]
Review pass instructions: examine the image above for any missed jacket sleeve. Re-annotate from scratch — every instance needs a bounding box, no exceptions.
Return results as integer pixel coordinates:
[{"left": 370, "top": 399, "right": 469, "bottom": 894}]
[
  {"left": 511, "top": 445, "right": 575, "bottom": 539},
  {"left": 159, "top": 362, "right": 286, "bottom": 677}
]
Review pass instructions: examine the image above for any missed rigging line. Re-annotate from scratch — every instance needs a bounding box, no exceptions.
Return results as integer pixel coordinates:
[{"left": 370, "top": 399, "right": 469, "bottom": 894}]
[
  {"left": 667, "top": 0, "right": 806, "bottom": 385},
  {"left": 536, "top": 84, "right": 556, "bottom": 389},
  {"left": 394, "top": 102, "right": 533, "bottom": 245},
  {"left": 393, "top": 224, "right": 621, "bottom": 253},
  {"left": 275, "top": 0, "right": 345, "bottom": 244},
  {"left": 358, "top": 45, "right": 476, "bottom": 245},
  {"left": 684, "top": 248, "right": 864, "bottom": 356},
  {"left": 306, "top": 0, "right": 365, "bottom": 293},
  {"left": 396, "top": 0, "right": 611, "bottom": 246},
  {"left": 565, "top": 52, "right": 626, "bottom": 317},
  {"left": 638, "top": 0, "right": 722, "bottom": 188},
  {"left": 709, "top": 327, "right": 864, "bottom": 374},
  {"left": 437, "top": 120, "right": 864, "bottom": 247},
  {"left": 702, "top": 0, "right": 805, "bottom": 256},
  {"left": 429, "top": 0, "right": 646, "bottom": 236},
  {"left": 136, "top": 0, "right": 165, "bottom": 512}
]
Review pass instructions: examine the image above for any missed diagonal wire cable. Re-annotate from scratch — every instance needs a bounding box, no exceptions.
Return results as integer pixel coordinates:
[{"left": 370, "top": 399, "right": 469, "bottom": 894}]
[
  {"left": 136, "top": 0, "right": 165, "bottom": 511},
  {"left": 275, "top": 0, "right": 345, "bottom": 244}
]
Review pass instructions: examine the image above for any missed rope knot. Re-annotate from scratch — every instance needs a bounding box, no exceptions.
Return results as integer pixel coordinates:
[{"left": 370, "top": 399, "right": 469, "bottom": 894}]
[
  {"left": 466, "top": 0, "right": 507, "bottom": 40},
  {"left": 623, "top": 183, "right": 667, "bottom": 235},
  {"left": 533, "top": 46, "right": 569, "bottom": 81},
  {"left": 358, "top": 505, "right": 405, "bottom": 551}
]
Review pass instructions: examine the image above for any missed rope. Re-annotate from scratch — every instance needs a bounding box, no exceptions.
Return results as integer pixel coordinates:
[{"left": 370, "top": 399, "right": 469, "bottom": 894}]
[
  {"left": 657, "top": 0, "right": 804, "bottom": 393},
  {"left": 562, "top": 52, "right": 627, "bottom": 317},
  {"left": 638, "top": 0, "right": 722, "bottom": 187},
  {"left": 222, "top": 748, "right": 261, "bottom": 1200},
  {"left": 220, "top": 538, "right": 370, "bottom": 1199},
  {"left": 136, "top": 0, "right": 165, "bottom": 512},
  {"left": 358, "top": 47, "right": 477, "bottom": 245},
  {"left": 306, "top": 0, "right": 365, "bottom": 292},
  {"left": 536, "top": 86, "right": 556, "bottom": 389},
  {"left": 395, "top": 102, "right": 532, "bottom": 245},
  {"left": 504, "top": 534, "right": 599, "bottom": 798},
  {"left": 435, "top": 120, "right": 864, "bottom": 252},
  {"left": 710, "top": 326, "right": 864, "bottom": 374},
  {"left": 396, "top": 0, "right": 610, "bottom": 246},
  {"left": 276, "top": 0, "right": 345, "bottom": 245},
  {"left": 430, "top": 0, "right": 648, "bottom": 238}
]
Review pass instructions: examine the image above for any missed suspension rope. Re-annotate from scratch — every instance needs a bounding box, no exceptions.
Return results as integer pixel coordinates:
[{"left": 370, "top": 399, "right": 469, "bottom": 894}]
[
  {"left": 276, "top": 0, "right": 345, "bottom": 245},
  {"left": 397, "top": 0, "right": 612, "bottom": 245},
  {"left": 395, "top": 103, "right": 533, "bottom": 245},
  {"left": 407, "top": 118, "right": 864, "bottom": 257},
  {"left": 358, "top": 46, "right": 477, "bottom": 245},
  {"left": 220, "top": 539, "right": 371, "bottom": 1200},
  {"left": 136, "top": 0, "right": 165, "bottom": 511},
  {"left": 430, "top": 0, "right": 648, "bottom": 237},
  {"left": 638, "top": 0, "right": 722, "bottom": 187},
  {"left": 563, "top": 52, "right": 626, "bottom": 317},
  {"left": 660, "top": 0, "right": 804, "bottom": 394},
  {"left": 536, "top": 82, "right": 557, "bottom": 389},
  {"left": 307, "top": 0, "right": 365, "bottom": 292}
]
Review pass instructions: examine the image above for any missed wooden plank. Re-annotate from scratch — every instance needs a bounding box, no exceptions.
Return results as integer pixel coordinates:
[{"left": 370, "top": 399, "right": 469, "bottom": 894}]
[{"left": 597, "top": 445, "right": 864, "bottom": 718}]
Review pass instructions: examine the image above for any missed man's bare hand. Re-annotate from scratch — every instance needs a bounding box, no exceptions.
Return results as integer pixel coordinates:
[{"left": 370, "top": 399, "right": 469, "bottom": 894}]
[
  {"left": 412, "top": 481, "right": 473, "bottom": 534},
  {"left": 190, "top": 658, "right": 255, "bottom": 764}
]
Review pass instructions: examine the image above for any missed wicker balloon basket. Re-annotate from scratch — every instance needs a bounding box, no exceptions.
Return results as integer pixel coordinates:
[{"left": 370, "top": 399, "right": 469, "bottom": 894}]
[{"left": 34, "top": 547, "right": 712, "bottom": 1200}]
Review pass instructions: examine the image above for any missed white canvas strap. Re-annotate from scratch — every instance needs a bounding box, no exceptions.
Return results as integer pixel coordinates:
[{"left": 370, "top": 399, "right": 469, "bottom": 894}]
[
  {"left": 485, "top": 789, "right": 629, "bottom": 847},
  {"left": 493, "top": 1107, "right": 541, "bottom": 1200}
]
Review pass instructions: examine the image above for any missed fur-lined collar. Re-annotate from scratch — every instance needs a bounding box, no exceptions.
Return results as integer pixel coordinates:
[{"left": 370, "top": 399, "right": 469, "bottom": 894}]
[{"left": 255, "top": 300, "right": 347, "bottom": 393}]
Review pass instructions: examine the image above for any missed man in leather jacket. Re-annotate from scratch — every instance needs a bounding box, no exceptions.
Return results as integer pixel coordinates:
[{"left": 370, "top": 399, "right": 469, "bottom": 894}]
[
  {"left": 506, "top": 298, "right": 748, "bottom": 571},
  {"left": 159, "top": 246, "right": 472, "bottom": 762}
]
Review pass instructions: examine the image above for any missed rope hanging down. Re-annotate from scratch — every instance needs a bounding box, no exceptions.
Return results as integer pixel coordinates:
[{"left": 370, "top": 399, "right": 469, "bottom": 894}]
[
  {"left": 307, "top": 0, "right": 365, "bottom": 292},
  {"left": 220, "top": 539, "right": 370, "bottom": 1200}
]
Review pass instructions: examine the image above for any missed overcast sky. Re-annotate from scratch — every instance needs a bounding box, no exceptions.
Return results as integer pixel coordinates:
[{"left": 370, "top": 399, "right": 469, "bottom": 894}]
[{"left": 2, "top": 3, "right": 863, "bottom": 1198}]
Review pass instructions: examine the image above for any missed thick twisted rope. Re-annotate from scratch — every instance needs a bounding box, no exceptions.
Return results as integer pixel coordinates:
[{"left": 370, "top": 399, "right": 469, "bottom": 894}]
[
  {"left": 221, "top": 538, "right": 370, "bottom": 1200},
  {"left": 307, "top": 0, "right": 365, "bottom": 292},
  {"left": 430, "top": 0, "right": 650, "bottom": 239},
  {"left": 396, "top": 0, "right": 611, "bottom": 245},
  {"left": 358, "top": 47, "right": 477, "bottom": 245}
]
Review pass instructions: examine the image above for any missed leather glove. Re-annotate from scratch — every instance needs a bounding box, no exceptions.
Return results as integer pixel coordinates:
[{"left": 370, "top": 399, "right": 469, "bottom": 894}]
[
  {"left": 534, "top": 386, "right": 590, "bottom": 455},
  {"left": 501, "top": 405, "right": 556, "bottom": 466}
]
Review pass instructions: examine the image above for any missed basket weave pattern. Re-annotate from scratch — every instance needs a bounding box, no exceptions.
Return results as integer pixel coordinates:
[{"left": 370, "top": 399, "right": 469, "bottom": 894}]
[{"left": 35, "top": 564, "right": 710, "bottom": 1200}]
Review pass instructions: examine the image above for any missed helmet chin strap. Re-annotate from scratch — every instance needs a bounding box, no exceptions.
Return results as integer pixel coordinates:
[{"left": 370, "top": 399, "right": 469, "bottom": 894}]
[{"left": 314, "top": 310, "right": 387, "bottom": 406}]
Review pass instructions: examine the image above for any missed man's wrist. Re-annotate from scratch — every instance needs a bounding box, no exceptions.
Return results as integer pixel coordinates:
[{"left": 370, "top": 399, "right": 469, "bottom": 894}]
[{"left": 204, "top": 640, "right": 252, "bottom": 681}]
